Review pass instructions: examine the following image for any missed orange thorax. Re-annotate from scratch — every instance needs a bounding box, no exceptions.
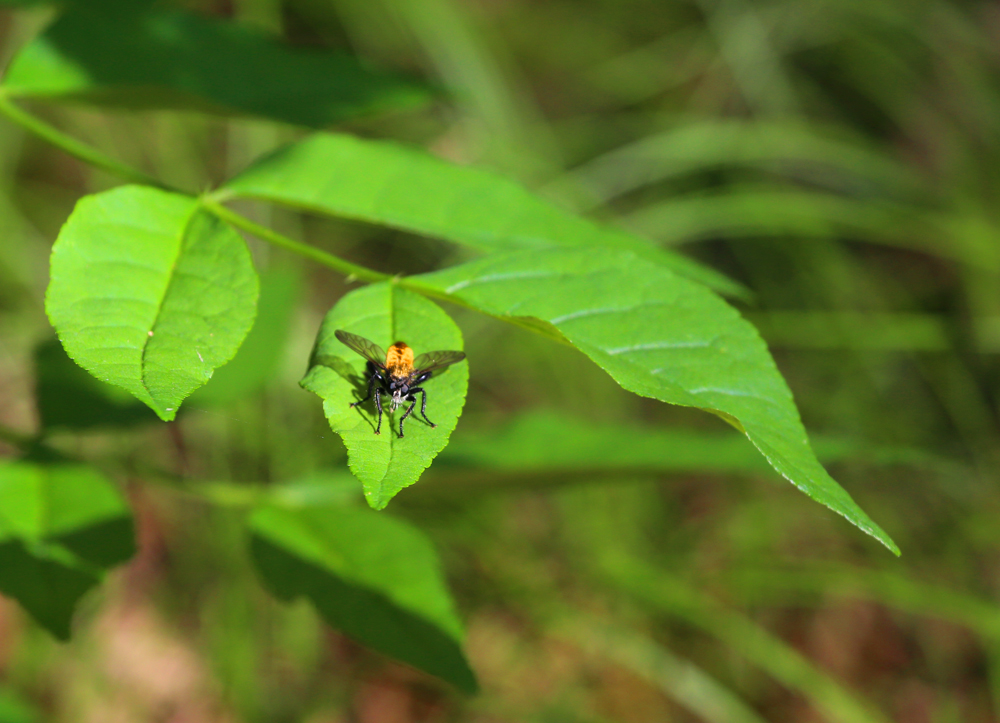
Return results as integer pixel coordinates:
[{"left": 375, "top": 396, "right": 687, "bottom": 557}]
[{"left": 384, "top": 342, "right": 414, "bottom": 377}]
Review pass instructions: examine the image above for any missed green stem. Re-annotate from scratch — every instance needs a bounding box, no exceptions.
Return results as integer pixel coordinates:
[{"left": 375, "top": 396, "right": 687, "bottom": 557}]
[
  {"left": 0, "top": 94, "right": 465, "bottom": 296},
  {"left": 200, "top": 197, "right": 392, "bottom": 283},
  {"left": 0, "top": 92, "right": 173, "bottom": 190}
]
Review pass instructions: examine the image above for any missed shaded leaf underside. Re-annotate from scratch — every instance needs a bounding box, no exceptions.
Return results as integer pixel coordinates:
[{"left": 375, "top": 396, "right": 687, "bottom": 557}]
[
  {"left": 1, "top": 5, "right": 428, "bottom": 127},
  {"left": 249, "top": 503, "right": 475, "bottom": 692}
]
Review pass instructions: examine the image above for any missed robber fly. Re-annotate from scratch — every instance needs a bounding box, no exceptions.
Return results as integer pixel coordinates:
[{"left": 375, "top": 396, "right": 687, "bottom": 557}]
[{"left": 334, "top": 329, "right": 466, "bottom": 438}]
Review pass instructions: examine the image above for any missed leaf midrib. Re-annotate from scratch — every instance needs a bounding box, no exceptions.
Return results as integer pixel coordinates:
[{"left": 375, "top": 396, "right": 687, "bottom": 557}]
[{"left": 138, "top": 202, "right": 199, "bottom": 416}]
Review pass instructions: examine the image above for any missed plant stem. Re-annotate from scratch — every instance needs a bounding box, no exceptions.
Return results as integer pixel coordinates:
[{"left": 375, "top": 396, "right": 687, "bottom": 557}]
[
  {"left": 0, "top": 92, "right": 173, "bottom": 190},
  {"left": 200, "top": 198, "right": 392, "bottom": 283},
  {"left": 0, "top": 94, "right": 464, "bottom": 295}
]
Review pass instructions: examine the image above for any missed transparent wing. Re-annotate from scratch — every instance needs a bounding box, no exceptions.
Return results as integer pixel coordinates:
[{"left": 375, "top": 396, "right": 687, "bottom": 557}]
[
  {"left": 334, "top": 329, "right": 386, "bottom": 367},
  {"left": 412, "top": 349, "right": 466, "bottom": 374}
]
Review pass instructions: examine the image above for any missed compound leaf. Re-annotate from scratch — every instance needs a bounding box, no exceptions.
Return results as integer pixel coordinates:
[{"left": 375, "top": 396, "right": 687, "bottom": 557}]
[
  {"left": 249, "top": 502, "right": 476, "bottom": 692},
  {"left": 221, "top": 133, "right": 745, "bottom": 297},
  {"left": 0, "top": 460, "right": 134, "bottom": 639},
  {"left": 411, "top": 247, "right": 898, "bottom": 554},
  {"left": 46, "top": 186, "right": 258, "bottom": 422},
  {"left": 300, "top": 283, "right": 467, "bottom": 509},
  {"left": 1, "top": 4, "right": 427, "bottom": 127}
]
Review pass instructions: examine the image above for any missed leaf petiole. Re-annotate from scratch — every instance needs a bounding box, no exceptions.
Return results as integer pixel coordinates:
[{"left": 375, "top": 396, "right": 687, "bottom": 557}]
[
  {"left": 199, "top": 197, "right": 392, "bottom": 283},
  {"left": 0, "top": 91, "right": 171, "bottom": 190}
]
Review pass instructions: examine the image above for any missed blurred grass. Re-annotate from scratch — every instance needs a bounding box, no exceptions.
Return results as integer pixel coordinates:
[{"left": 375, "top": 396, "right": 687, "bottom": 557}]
[{"left": 2, "top": 0, "right": 1000, "bottom": 720}]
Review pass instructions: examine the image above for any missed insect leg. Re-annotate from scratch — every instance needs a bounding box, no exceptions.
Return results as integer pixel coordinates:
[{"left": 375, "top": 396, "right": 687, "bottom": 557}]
[
  {"left": 409, "top": 387, "right": 436, "bottom": 428},
  {"left": 398, "top": 400, "right": 416, "bottom": 438},
  {"left": 351, "top": 372, "right": 376, "bottom": 408},
  {"left": 373, "top": 387, "right": 384, "bottom": 435}
]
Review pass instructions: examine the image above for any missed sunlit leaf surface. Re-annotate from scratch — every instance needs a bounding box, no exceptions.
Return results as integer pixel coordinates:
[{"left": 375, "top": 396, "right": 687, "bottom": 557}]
[
  {"left": 413, "top": 247, "right": 898, "bottom": 553},
  {"left": 46, "top": 186, "right": 258, "bottom": 421},
  {"left": 249, "top": 502, "right": 476, "bottom": 692},
  {"left": 188, "top": 267, "right": 299, "bottom": 407},
  {"left": 300, "top": 283, "right": 468, "bottom": 509},
  {"left": 222, "top": 133, "right": 745, "bottom": 297}
]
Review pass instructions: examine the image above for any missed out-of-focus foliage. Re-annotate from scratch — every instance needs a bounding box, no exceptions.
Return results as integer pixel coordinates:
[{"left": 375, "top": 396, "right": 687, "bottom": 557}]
[
  {"left": 1, "top": 0, "right": 999, "bottom": 721},
  {"left": 2, "top": 2, "right": 429, "bottom": 126}
]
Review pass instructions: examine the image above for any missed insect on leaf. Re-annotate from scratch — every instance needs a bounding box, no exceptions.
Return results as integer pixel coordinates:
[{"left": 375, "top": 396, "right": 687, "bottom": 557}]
[{"left": 301, "top": 283, "right": 468, "bottom": 509}]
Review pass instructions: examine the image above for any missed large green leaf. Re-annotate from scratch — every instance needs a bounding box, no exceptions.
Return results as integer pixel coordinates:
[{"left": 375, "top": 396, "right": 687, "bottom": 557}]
[
  {"left": 410, "top": 248, "right": 898, "bottom": 554},
  {"left": 300, "top": 283, "right": 468, "bottom": 509},
  {"left": 1, "top": 5, "right": 427, "bottom": 127},
  {"left": 220, "top": 133, "right": 746, "bottom": 297},
  {"left": 0, "top": 460, "right": 135, "bottom": 639},
  {"left": 249, "top": 503, "right": 476, "bottom": 692},
  {"left": 46, "top": 186, "right": 259, "bottom": 422}
]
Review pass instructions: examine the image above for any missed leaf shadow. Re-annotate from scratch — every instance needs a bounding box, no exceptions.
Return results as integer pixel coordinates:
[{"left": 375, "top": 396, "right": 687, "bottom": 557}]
[{"left": 313, "top": 354, "right": 378, "bottom": 432}]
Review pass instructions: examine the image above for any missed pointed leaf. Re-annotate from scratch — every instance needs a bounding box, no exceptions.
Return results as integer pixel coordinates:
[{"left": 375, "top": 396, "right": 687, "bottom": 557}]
[
  {"left": 46, "top": 186, "right": 259, "bottom": 421},
  {"left": 411, "top": 248, "right": 898, "bottom": 554},
  {"left": 300, "top": 283, "right": 467, "bottom": 508},
  {"left": 221, "top": 133, "right": 746, "bottom": 297},
  {"left": 249, "top": 503, "right": 476, "bottom": 692},
  {"left": 0, "top": 460, "right": 135, "bottom": 638},
  {"left": 1, "top": 5, "right": 428, "bottom": 127}
]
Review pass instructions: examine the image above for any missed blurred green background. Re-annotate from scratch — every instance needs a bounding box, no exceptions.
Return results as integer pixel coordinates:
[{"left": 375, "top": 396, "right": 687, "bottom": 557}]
[{"left": 1, "top": 0, "right": 999, "bottom": 721}]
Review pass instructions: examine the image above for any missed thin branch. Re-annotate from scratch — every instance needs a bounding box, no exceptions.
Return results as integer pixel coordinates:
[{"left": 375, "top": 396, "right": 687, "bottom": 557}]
[
  {"left": 0, "top": 92, "right": 174, "bottom": 190},
  {"left": 200, "top": 197, "right": 393, "bottom": 284}
]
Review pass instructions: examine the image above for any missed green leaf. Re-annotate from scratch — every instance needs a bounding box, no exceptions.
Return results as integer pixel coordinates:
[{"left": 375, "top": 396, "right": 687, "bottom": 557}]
[
  {"left": 45, "top": 186, "right": 259, "bottom": 422},
  {"left": 1, "top": 5, "right": 428, "bottom": 127},
  {"left": 0, "top": 460, "right": 135, "bottom": 638},
  {"left": 188, "top": 267, "right": 300, "bottom": 407},
  {"left": 411, "top": 248, "right": 898, "bottom": 554},
  {"left": 221, "top": 133, "right": 746, "bottom": 297},
  {"left": 34, "top": 337, "right": 156, "bottom": 431},
  {"left": 301, "top": 283, "right": 468, "bottom": 509},
  {"left": 249, "top": 503, "right": 476, "bottom": 692}
]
